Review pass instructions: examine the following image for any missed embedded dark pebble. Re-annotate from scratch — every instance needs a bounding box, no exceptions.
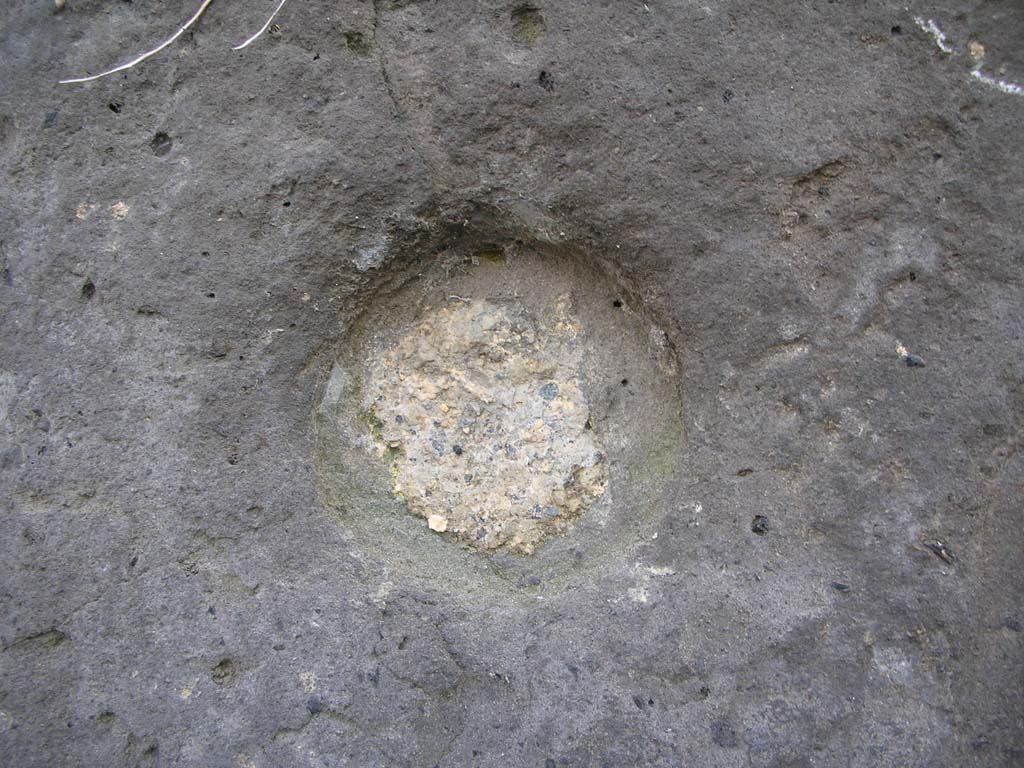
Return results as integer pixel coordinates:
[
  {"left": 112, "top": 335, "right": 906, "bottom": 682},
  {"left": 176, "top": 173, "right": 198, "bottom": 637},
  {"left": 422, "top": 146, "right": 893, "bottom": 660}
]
[{"left": 924, "top": 540, "right": 955, "bottom": 563}]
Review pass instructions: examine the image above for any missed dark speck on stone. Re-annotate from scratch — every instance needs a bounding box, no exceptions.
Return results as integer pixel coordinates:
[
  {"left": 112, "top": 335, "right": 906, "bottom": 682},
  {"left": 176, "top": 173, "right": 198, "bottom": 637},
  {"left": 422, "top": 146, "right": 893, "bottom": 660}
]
[
  {"left": 539, "top": 382, "right": 559, "bottom": 400},
  {"left": 905, "top": 354, "right": 926, "bottom": 368},
  {"left": 752, "top": 515, "right": 769, "bottom": 535},
  {"left": 722, "top": 88, "right": 735, "bottom": 103},
  {"left": 306, "top": 697, "right": 322, "bottom": 715},
  {"left": 452, "top": 445, "right": 463, "bottom": 456},
  {"left": 831, "top": 582, "right": 851, "bottom": 592}
]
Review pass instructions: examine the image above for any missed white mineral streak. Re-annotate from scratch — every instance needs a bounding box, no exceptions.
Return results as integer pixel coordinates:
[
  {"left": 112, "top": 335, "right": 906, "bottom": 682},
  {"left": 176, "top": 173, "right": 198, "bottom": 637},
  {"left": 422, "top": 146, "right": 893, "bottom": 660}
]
[
  {"left": 970, "top": 67, "right": 1024, "bottom": 97},
  {"left": 364, "top": 296, "right": 608, "bottom": 554},
  {"left": 914, "top": 17, "right": 953, "bottom": 55}
]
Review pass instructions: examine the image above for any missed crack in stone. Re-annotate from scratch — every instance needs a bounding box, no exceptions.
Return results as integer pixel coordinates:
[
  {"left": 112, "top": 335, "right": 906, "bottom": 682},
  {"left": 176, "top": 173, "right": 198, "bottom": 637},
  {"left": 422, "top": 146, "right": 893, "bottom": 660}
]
[{"left": 371, "top": 0, "right": 442, "bottom": 187}]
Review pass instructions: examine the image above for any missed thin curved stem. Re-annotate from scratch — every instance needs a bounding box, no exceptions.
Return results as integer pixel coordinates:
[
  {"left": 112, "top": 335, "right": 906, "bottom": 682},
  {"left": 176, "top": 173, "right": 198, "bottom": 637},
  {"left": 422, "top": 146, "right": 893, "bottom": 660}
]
[
  {"left": 59, "top": 0, "right": 216, "bottom": 84},
  {"left": 232, "top": 0, "right": 290, "bottom": 51}
]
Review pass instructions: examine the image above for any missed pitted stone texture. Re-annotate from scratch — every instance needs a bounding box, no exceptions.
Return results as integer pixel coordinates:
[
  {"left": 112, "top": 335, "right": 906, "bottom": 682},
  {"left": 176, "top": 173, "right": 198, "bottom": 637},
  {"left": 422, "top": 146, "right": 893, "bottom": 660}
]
[{"left": 364, "top": 296, "right": 607, "bottom": 554}]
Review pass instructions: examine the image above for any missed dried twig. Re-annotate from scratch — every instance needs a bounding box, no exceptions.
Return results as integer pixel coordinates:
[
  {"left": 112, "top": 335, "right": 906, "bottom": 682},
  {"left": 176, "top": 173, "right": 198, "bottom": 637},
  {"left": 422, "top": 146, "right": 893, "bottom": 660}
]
[
  {"left": 59, "top": 0, "right": 216, "bottom": 84},
  {"left": 59, "top": 0, "right": 291, "bottom": 84},
  {"left": 233, "top": 0, "right": 290, "bottom": 50}
]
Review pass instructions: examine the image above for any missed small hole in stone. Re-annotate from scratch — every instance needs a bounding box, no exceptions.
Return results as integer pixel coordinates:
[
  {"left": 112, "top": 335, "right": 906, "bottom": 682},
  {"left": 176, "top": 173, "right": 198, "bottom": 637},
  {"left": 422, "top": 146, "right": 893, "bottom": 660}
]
[
  {"left": 621, "top": 378, "right": 629, "bottom": 386},
  {"left": 210, "top": 658, "right": 240, "bottom": 686},
  {"left": 81, "top": 280, "right": 95, "bottom": 300},
  {"left": 149, "top": 131, "right": 173, "bottom": 157},
  {"left": 282, "top": 201, "right": 291, "bottom": 207},
  {"left": 891, "top": 25, "right": 902, "bottom": 35},
  {"left": 108, "top": 101, "right": 122, "bottom": 114},
  {"left": 206, "top": 292, "right": 216, "bottom": 298},
  {"left": 612, "top": 299, "right": 623, "bottom": 308}
]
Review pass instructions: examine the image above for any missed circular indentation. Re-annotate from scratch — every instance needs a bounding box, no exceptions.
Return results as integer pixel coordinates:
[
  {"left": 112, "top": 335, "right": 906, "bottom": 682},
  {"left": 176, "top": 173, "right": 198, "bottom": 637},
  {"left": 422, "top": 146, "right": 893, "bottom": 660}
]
[
  {"left": 315, "top": 236, "right": 684, "bottom": 595},
  {"left": 149, "top": 131, "right": 172, "bottom": 157}
]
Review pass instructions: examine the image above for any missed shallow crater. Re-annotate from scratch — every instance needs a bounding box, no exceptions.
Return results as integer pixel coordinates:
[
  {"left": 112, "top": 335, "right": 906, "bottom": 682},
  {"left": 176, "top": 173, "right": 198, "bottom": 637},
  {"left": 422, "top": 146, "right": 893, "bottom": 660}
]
[{"left": 315, "top": 231, "right": 685, "bottom": 595}]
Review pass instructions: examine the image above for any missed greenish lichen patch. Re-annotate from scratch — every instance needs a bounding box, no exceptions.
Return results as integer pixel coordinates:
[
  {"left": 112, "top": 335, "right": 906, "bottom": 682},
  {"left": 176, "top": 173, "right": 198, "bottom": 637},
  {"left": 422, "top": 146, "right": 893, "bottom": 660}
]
[{"left": 511, "top": 5, "right": 546, "bottom": 46}]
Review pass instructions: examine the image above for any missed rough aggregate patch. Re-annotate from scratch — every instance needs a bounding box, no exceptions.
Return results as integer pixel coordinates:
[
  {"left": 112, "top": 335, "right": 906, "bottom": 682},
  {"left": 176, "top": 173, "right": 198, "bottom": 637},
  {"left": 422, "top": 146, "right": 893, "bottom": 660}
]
[{"left": 364, "top": 296, "right": 607, "bottom": 554}]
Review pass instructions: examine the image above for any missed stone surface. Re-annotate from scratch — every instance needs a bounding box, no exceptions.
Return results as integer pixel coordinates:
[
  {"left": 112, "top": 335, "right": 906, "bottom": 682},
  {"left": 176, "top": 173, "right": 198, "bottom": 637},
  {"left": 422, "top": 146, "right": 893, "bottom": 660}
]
[{"left": 1, "top": 1, "right": 1023, "bottom": 766}]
